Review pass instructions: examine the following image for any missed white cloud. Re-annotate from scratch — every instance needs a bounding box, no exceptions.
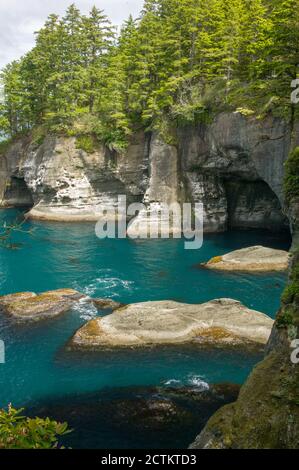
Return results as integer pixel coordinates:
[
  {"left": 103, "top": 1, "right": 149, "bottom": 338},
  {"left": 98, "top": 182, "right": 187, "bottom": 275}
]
[{"left": 0, "top": 0, "right": 144, "bottom": 68}]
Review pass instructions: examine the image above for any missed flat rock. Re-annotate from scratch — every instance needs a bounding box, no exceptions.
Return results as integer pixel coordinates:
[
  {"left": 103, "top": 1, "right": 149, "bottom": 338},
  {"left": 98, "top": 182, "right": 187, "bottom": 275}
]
[
  {"left": 0, "top": 289, "right": 83, "bottom": 321},
  {"left": 70, "top": 298, "right": 273, "bottom": 349},
  {"left": 202, "top": 246, "right": 290, "bottom": 272}
]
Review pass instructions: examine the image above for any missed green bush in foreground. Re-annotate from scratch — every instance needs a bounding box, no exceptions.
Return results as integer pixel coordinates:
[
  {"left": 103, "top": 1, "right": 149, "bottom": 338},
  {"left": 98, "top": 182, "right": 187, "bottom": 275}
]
[{"left": 0, "top": 405, "right": 70, "bottom": 449}]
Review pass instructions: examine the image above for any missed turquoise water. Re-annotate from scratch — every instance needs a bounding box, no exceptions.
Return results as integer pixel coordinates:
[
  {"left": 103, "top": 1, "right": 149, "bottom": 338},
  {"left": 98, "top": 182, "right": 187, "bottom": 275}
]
[{"left": 0, "top": 209, "right": 290, "bottom": 447}]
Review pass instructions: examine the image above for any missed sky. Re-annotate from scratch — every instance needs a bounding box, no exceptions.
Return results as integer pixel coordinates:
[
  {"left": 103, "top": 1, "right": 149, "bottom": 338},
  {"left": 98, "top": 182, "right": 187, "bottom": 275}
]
[{"left": 0, "top": 0, "right": 144, "bottom": 69}]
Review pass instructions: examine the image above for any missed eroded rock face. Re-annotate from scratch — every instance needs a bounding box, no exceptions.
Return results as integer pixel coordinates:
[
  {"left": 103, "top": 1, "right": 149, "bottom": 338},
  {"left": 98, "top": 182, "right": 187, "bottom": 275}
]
[
  {"left": 0, "top": 139, "right": 33, "bottom": 207},
  {"left": 179, "top": 113, "right": 291, "bottom": 232},
  {"left": 22, "top": 132, "right": 148, "bottom": 221},
  {"left": 225, "top": 180, "right": 288, "bottom": 231},
  {"left": 127, "top": 133, "right": 182, "bottom": 237},
  {"left": 70, "top": 299, "right": 273, "bottom": 349},
  {"left": 0, "top": 289, "right": 84, "bottom": 321},
  {"left": 0, "top": 113, "right": 290, "bottom": 232},
  {"left": 202, "top": 246, "right": 290, "bottom": 272}
]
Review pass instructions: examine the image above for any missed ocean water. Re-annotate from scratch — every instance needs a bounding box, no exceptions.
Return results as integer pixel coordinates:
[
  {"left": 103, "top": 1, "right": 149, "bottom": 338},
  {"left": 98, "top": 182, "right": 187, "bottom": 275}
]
[{"left": 0, "top": 209, "right": 291, "bottom": 448}]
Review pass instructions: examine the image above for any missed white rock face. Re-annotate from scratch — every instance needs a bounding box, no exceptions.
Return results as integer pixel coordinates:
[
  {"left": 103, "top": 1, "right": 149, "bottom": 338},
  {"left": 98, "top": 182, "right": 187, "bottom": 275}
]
[
  {"left": 22, "top": 133, "right": 148, "bottom": 221},
  {"left": 127, "top": 133, "right": 182, "bottom": 237},
  {"left": 204, "top": 246, "right": 290, "bottom": 272},
  {"left": 0, "top": 112, "right": 291, "bottom": 232},
  {"left": 70, "top": 298, "right": 274, "bottom": 349}
]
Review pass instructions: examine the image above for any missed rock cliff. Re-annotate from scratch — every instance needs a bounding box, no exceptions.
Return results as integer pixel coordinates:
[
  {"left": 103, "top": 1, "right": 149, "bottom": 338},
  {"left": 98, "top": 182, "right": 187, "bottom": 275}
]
[
  {"left": 189, "top": 208, "right": 299, "bottom": 447},
  {"left": 0, "top": 113, "right": 291, "bottom": 232},
  {"left": 190, "top": 272, "right": 299, "bottom": 448}
]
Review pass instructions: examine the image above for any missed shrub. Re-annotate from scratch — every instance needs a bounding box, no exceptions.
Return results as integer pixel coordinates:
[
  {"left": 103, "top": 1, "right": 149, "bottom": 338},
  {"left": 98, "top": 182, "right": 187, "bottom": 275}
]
[
  {"left": 0, "top": 405, "right": 70, "bottom": 449},
  {"left": 76, "top": 135, "right": 95, "bottom": 154},
  {"left": 31, "top": 126, "right": 47, "bottom": 147},
  {"left": 276, "top": 306, "right": 295, "bottom": 328},
  {"left": 284, "top": 147, "right": 299, "bottom": 204}
]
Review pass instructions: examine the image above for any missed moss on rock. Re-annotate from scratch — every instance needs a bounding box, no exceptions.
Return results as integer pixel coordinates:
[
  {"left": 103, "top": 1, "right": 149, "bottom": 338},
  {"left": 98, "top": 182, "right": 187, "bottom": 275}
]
[
  {"left": 190, "top": 240, "right": 299, "bottom": 449},
  {"left": 284, "top": 147, "right": 299, "bottom": 205}
]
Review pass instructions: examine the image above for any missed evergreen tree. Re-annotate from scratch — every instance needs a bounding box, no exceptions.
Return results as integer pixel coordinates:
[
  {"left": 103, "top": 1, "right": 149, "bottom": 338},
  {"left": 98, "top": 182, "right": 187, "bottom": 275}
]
[{"left": 0, "top": 1, "right": 297, "bottom": 142}]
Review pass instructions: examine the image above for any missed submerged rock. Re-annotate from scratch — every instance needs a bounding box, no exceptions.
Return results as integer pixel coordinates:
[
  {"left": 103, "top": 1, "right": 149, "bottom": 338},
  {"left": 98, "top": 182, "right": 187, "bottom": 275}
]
[
  {"left": 70, "top": 298, "right": 273, "bottom": 349},
  {"left": 0, "top": 289, "right": 84, "bottom": 321},
  {"left": 28, "top": 382, "right": 240, "bottom": 449},
  {"left": 202, "top": 246, "right": 289, "bottom": 272},
  {"left": 92, "top": 298, "right": 125, "bottom": 311}
]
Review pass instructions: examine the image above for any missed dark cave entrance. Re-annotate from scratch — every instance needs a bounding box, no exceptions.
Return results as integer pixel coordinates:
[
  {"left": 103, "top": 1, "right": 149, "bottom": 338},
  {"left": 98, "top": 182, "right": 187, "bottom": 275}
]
[
  {"left": 224, "top": 178, "right": 291, "bottom": 236},
  {"left": 3, "top": 176, "right": 34, "bottom": 208}
]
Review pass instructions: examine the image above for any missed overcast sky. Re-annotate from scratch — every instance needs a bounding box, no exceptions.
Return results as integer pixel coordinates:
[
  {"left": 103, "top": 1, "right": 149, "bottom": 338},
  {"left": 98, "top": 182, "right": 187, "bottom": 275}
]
[{"left": 0, "top": 0, "right": 144, "bottom": 69}]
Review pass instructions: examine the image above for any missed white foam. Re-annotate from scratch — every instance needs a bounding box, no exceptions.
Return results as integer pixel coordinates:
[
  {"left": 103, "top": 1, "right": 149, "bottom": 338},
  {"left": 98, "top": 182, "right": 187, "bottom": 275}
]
[
  {"left": 164, "top": 379, "right": 182, "bottom": 387},
  {"left": 77, "top": 274, "right": 135, "bottom": 299},
  {"left": 188, "top": 375, "right": 209, "bottom": 391},
  {"left": 72, "top": 297, "right": 98, "bottom": 320}
]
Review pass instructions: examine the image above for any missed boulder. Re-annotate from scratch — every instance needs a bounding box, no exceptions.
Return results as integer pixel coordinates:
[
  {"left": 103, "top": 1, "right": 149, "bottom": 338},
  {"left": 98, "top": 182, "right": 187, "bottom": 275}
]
[
  {"left": 70, "top": 298, "right": 273, "bottom": 349},
  {"left": 92, "top": 298, "right": 125, "bottom": 311},
  {"left": 202, "top": 246, "right": 290, "bottom": 272},
  {"left": 0, "top": 288, "right": 83, "bottom": 321}
]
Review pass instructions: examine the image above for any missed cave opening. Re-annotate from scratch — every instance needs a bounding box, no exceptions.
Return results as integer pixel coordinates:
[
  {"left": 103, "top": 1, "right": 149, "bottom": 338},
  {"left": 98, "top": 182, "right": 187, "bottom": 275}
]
[
  {"left": 3, "top": 176, "right": 34, "bottom": 208},
  {"left": 223, "top": 178, "right": 291, "bottom": 240}
]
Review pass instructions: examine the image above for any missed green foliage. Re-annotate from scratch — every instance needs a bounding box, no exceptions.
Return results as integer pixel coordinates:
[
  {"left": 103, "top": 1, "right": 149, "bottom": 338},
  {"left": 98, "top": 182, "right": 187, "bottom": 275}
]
[
  {"left": 76, "top": 135, "right": 95, "bottom": 153},
  {"left": 282, "top": 259, "right": 299, "bottom": 304},
  {"left": 276, "top": 305, "right": 297, "bottom": 328},
  {"left": 279, "top": 251, "right": 299, "bottom": 328},
  {"left": 31, "top": 126, "right": 47, "bottom": 147},
  {"left": 0, "top": 405, "right": 70, "bottom": 449},
  {"left": 284, "top": 147, "right": 299, "bottom": 204},
  {"left": 0, "top": 1, "right": 298, "bottom": 143},
  {"left": 281, "top": 285, "right": 299, "bottom": 306}
]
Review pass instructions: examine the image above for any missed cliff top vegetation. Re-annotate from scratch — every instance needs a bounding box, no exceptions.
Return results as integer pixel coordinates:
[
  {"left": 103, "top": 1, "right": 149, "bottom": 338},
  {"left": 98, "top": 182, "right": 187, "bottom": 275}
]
[{"left": 0, "top": 0, "right": 298, "bottom": 151}]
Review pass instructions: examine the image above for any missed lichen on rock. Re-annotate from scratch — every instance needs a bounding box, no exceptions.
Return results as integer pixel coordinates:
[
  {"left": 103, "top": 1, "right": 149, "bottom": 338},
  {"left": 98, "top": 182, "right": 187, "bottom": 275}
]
[
  {"left": 69, "top": 298, "right": 273, "bottom": 350},
  {"left": 0, "top": 289, "right": 84, "bottom": 321},
  {"left": 202, "top": 246, "right": 290, "bottom": 272}
]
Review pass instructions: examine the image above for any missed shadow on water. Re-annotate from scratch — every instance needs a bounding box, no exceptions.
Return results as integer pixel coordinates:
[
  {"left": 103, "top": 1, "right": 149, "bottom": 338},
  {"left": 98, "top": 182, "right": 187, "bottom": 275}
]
[{"left": 27, "top": 383, "right": 241, "bottom": 449}]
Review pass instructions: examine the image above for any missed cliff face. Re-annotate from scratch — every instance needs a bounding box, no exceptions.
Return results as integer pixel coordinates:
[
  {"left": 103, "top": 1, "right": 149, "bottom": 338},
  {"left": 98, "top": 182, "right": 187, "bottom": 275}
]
[
  {"left": 0, "top": 132, "right": 148, "bottom": 221},
  {"left": 0, "top": 112, "right": 290, "bottom": 232},
  {"left": 190, "top": 243, "right": 299, "bottom": 449},
  {"left": 189, "top": 126, "right": 299, "bottom": 449}
]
